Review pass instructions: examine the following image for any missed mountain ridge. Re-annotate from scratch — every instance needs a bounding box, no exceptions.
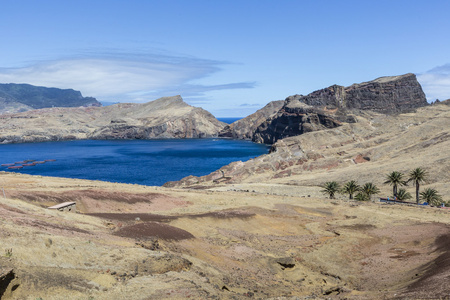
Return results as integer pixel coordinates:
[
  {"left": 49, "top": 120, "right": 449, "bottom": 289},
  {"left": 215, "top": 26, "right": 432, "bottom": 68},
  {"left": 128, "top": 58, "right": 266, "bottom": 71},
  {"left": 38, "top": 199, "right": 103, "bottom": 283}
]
[
  {"left": 0, "top": 95, "right": 226, "bottom": 143},
  {"left": 221, "top": 73, "right": 428, "bottom": 144},
  {"left": 0, "top": 83, "right": 101, "bottom": 114}
]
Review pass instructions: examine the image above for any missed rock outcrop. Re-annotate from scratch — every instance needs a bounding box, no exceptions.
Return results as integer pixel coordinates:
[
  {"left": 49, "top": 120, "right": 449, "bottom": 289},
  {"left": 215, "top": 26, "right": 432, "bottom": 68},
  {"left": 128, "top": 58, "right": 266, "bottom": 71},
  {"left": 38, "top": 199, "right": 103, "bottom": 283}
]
[
  {"left": 0, "top": 83, "right": 101, "bottom": 114},
  {"left": 285, "top": 73, "right": 427, "bottom": 113},
  {"left": 252, "top": 102, "right": 349, "bottom": 144},
  {"left": 253, "top": 73, "right": 427, "bottom": 144},
  {"left": 219, "top": 100, "right": 284, "bottom": 139},
  {"left": 0, "top": 95, "right": 226, "bottom": 143},
  {"left": 166, "top": 103, "right": 450, "bottom": 189}
]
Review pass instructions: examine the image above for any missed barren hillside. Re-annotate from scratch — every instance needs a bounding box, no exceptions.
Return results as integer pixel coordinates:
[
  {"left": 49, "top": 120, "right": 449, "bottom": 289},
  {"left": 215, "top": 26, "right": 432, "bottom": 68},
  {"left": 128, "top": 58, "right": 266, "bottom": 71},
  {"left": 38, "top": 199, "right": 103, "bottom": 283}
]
[
  {"left": 0, "top": 95, "right": 226, "bottom": 143},
  {"left": 0, "top": 171, "right": 449, "bottom": 299},
  {"left": 167, "top": 102, "right": 450, "bottom": 199},
  {"left": 0, "top": 77, "right": 449, "bottom": 299}
]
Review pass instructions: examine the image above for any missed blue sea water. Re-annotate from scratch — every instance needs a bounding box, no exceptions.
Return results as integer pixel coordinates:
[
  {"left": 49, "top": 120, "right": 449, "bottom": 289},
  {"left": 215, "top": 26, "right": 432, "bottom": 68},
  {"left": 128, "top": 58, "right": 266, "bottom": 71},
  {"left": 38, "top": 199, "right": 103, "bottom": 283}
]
[
  {"left": 0, "top": 139, "right": 269, "bottom": 186},
  {"left": 217, "top": 117, "right": 241, "bottom": 124}
]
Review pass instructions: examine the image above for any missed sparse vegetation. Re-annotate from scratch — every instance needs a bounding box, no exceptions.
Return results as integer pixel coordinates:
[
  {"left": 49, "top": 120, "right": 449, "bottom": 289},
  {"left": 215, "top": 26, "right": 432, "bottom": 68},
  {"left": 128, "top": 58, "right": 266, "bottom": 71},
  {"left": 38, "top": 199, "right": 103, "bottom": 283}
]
[
  {"left": 420, "top": 188, "right": 443, "bottom": 206},
  {"left": 384, "top": 171, "right": 407, "bottom": 197},
  {"left": 321, "top": 181, "right": 340, "bottom": 199},
  {"left": 319, "top": 168, "right": 446, "bottom": 208},
  {"left": 396, "top": 188, "right": 412, "bottom": 201},
  {"left": 4, "top": 248, "right": 12, "bottom": 257},
  {"left": 361, "top": 182, "right": 380, "bottom": 202},
  {"left": 354, "top": 192, "right": 369, "bottom": 201},
  {"left": 341, "top": 180, "right": 360, "bottom": 200},
  {"left": 408, "top": 168, "right": 428, "bottom": 204}
]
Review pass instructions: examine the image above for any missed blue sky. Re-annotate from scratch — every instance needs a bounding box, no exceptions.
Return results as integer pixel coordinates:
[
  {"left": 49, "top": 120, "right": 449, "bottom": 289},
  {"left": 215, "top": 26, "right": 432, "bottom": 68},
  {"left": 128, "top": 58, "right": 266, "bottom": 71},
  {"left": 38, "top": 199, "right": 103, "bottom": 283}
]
[{"left": 1, "top": 0, "right": 449, "bottom": 117}]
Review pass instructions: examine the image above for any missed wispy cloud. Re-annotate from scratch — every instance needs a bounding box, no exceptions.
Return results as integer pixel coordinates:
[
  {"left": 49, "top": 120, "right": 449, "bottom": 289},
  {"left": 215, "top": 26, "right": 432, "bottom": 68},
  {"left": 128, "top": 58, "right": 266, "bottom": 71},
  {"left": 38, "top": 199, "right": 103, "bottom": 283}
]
[
  {"left": 0, "top": 52, "right": 255, "bottom": 102},
  {"left": 239, "top": 103, "right": 262, "bottom": 107},
  {"left": 417, "top": 63, "right": 450, "bottom": 101},
  {"left": 143, "top": 82, "right": 257, "bottom": 100}
]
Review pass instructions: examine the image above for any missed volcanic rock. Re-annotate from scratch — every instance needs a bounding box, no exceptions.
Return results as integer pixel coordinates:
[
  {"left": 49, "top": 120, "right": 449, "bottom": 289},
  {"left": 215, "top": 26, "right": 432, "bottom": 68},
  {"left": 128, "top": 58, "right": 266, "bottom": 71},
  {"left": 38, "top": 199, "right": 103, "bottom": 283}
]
[
  {"left": 284, "top": 73, "right": 427, "bottom": 113},
  {"left": 253, "top": 102, "right": 345, "bottom": 144},
  {"left": 218, "top": 100, "right": 284, "bottom": 139},
  {"left": 253, "top": 73, "right": 427, "bottom": 144},
  {"left": 167, "top": 103, "right": 449, "bottom": 190},
  {"left": 0, "top": 95, "right": 226, "bottom": 143}
]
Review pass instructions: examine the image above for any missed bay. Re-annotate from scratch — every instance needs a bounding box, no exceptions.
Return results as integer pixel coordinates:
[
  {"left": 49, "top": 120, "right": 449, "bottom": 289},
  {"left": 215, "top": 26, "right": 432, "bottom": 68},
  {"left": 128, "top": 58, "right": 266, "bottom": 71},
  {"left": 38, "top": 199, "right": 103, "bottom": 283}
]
[
  {"left": 217, "top": 117, "right": 241, "bottom": 124},
  {"left": 0, "top": 139, "right": 269, "bottom": 186}
]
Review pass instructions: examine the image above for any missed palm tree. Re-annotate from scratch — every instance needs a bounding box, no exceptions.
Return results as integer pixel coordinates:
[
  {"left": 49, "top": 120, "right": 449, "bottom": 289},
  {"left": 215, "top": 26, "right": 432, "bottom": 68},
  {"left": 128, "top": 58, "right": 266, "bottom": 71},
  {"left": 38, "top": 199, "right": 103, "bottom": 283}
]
[
  {"left": 321, "top": 181, "right": 340, "bottom": 199},
  {"left": 354, "top": 192, "right": 369, "bottom": 201},
  {"left": 420, "top": 188, "right": 443, "bottom": 206},
  {"left": 408, "top": 168, "right": 428, "bottom": 204},
  {"left": 384, "top": 171, "right": 407, "bottom": 197},
  {"left": 396, "top": 188, "right": 412, "bottom": 201},
  {"left": 341, "top": 180, "right": 360, "bottom": 200},
  {"left": 361, "top": 182, "right": 380, "bottom": 201}
]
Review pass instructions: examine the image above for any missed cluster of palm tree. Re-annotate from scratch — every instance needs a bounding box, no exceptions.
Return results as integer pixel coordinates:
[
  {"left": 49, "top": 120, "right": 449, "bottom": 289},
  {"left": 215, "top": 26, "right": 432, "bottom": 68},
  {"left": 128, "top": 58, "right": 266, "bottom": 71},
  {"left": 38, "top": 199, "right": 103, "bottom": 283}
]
[
  {"left": 321, "top": 167, "right": 445, "bottom": 206},
  {"left": 384, "top": 168, "right": 443, "bottom": 206},
  {"left": 321, "top": 180, "right": 380, "bottom": 202}
]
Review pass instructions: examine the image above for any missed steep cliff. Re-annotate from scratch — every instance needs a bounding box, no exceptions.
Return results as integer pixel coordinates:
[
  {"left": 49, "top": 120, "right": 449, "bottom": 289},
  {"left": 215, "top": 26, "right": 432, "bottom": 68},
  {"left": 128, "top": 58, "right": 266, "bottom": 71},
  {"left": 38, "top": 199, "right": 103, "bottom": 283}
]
[
  {"left": 253, "top": 73, "right": 427, "bottom": 144},
  {"left": 0, "top": 95, "right": 226, "bottom": 143},
  {"left": 252, "top": 103, "right": 348, "bottom": 144},
  {"left": 165, "top": 103, "right": 450, "bottom": 190},
  {"left": 0, "top": 83, "right": 101, "bottom": 114},
  {"left": 285, "top": 73, "right": 427, "bottom": 113},
  {"left": 218, "top": 100, "right": 284, "bottom": 139}
]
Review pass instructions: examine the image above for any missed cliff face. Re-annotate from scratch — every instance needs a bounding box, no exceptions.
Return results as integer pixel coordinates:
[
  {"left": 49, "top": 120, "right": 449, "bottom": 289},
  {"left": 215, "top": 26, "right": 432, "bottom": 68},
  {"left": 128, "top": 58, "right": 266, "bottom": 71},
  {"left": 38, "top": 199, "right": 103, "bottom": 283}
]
[
  {"left": 253, "top": 73, "right": 427, "bottom": 144},
  {"left": 284, "top": 73, "right": 427, "bottom": 113},
  {"left": 0, "top": 95, "right": 226, "bottom": 143},
  {"left": 0, "top": 83, "right": 101, "bottom": 114},
  {"left": 218, "top": 100, "right": 284, "bottom": 139},
  {"left": 252, "top": 103, "right": 347, "bottom": 144},
  {"left": 165, "top": 103, "right": 450, "bottom": 190}
]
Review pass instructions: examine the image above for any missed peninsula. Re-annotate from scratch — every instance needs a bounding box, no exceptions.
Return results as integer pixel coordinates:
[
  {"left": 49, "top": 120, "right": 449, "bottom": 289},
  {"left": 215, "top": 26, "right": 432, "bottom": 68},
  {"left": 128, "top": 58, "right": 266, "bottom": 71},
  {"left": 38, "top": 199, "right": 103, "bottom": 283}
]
[{"left": 0, "top": 73, "right": 449, "bottom": 299}]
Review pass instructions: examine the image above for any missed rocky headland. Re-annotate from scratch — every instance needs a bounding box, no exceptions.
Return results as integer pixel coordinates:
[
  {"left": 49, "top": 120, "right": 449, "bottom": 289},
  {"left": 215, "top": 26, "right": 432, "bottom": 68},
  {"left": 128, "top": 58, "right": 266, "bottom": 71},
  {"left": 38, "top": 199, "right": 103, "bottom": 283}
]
[
  {"left": 219, "top": 100, "right": 285, "bottom": 139},
  {"left": 0, "top": 83, "right": 101, "bottom": 114},
  {"left": 165, "top": 100, "right": 449, "bottom": 195},
  {"left": 231, "top": 73, "right": 428, "bottom": 144},
  {"left": 0, "top": 74, "right": 449, "bottom": 299},
  {"left": 0, "top": 95, "right": 226, "bottom": 143},
  {"left": 0, "top": 73, "right": 428, "bottom": 145}
]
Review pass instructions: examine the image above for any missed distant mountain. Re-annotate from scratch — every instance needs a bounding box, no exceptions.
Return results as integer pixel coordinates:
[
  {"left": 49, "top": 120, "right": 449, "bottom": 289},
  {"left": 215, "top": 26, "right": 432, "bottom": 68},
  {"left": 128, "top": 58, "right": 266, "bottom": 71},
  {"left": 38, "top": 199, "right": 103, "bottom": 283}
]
[{"left": 0, "top": 83, "right": 101, "bottom": 114}]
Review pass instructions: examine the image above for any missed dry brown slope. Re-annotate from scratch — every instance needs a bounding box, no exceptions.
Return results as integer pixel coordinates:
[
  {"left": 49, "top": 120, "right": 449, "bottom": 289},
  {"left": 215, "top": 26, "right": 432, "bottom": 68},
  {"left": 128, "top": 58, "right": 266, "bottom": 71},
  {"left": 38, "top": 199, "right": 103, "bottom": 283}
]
[
  {"left": 167, "top": 102, "right": 450, "bottom": 200},
  {"left": 0, "top": 172, "right": 449, "bottom": 299},
  {"left": 0, "top": 95, "right": 226, "bottom": 143}
]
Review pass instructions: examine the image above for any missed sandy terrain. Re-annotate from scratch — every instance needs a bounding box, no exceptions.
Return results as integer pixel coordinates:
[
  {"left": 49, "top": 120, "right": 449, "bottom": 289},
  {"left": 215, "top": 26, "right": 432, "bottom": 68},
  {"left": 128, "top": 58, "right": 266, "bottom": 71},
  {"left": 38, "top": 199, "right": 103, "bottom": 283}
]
[{"left": 0, "top": 171, "right": 449, "bottom": 299}]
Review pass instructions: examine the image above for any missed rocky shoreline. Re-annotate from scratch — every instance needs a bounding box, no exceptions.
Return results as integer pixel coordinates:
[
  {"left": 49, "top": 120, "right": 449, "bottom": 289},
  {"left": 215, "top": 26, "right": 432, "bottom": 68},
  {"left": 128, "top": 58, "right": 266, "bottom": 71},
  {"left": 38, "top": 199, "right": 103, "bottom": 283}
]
[
  {"left": 0, "top": 73, "right": 428, "bottom": 145},
  {"left": 0, "top": 73, "right": 449, "bottom": 299}
]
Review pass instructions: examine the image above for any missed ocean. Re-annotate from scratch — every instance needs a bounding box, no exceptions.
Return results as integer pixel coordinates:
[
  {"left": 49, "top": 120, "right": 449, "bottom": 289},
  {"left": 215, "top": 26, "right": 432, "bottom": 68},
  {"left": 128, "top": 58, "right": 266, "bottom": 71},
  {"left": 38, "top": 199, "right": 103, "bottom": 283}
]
[
  {"left": 0, "top": 139, "right": 268, "bottom": 186},
  {"left": 217, "top": 117, "right": 241, "bottom": 124}
]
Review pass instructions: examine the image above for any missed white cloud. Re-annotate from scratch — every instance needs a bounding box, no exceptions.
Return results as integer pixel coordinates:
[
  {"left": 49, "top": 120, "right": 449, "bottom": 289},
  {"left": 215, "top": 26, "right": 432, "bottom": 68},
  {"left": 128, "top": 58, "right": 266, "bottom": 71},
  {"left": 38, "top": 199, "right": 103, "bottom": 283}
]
[
  {"left": 0, "top": 53, "right": 254, "bottom": 102},
  {"left": 417, "top": 64, "right": 450, "bottom": 101}
]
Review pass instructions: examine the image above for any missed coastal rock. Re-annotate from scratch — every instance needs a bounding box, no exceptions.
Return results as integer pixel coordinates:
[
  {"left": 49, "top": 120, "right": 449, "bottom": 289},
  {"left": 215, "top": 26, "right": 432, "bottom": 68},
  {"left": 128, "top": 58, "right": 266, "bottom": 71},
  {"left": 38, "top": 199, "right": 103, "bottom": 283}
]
[
  {"left": 284, "top": 73, "right": 427, "bottom": 113},
  {"left": 253, "top": 73, "right": 427, "bottom": 144},
  {"left": 166, "top": 103, "right": 450, "bottom": 189},
  {"left": 0, "top": 95, "right": 226, "bottom": 143},
  {"left": 218, "top": 100, "right": 284, "bottom": 139},
  {"left": 253, "top": 103, "right": 344, "bottom": 144}
]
